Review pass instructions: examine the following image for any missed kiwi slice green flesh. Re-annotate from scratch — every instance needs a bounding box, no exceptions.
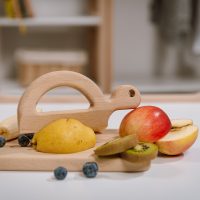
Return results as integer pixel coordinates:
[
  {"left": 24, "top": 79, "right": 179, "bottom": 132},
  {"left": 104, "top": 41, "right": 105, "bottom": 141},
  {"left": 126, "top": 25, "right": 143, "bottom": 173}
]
[
  {"left": 94, "top": 134, "right": 138, "bottom": 156},
  {"left": 121, "top": 142, "right": 158, "bottom": 162}
]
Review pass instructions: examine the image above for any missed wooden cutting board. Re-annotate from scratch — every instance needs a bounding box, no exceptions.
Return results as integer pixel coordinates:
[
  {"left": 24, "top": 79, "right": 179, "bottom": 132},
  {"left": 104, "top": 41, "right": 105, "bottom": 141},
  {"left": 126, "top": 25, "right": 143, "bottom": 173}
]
[
  {"left": 0, "top": 130, "right": 150, "bottom": 172},
  {"left": 2, "top": 71, "right": 147, "bottom": 172}
]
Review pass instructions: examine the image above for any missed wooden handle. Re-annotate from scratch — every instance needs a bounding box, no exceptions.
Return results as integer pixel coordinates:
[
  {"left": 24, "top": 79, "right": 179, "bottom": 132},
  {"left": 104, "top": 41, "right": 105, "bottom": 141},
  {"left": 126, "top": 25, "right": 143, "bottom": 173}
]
[
  {"left": 18, "top": 71, "right": 141, "bottom": 133},
  {"left": 18, "top": 71, "right": 105, "bottom": 113},
  {"left": 110, "top": 85, "right": 141, "bottom": 110}
]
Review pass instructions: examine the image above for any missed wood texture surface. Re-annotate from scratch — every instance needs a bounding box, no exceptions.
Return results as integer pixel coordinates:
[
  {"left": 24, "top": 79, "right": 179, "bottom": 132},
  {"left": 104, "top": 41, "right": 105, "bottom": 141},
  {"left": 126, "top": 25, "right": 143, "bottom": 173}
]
[
  {"left": 0, "top": 130, "right": 150, "bottom": 172},
  {"left": 95, "top": 0, "right": 113, "bottom": 93},
  {"left": 18, "top": 71, "right": 141, "bottom": 134},
  {"left": 88, "top": 0, "right": 113, "bottom": 92}
]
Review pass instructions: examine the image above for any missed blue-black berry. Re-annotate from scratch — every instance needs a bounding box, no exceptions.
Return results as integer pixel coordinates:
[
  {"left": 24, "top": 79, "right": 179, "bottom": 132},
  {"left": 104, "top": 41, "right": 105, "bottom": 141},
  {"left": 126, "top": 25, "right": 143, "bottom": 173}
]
[
  {"left": 18, "top": 133, "right": 33, "bottom": 147},
  {"left": 82, "top": 162, "right": 98, "bottom": 178},
  {"left": 0, "top": 136, "right": 6, "bottom": 147},
  {"left": 25, "top": 133, "right": 34, "bottom": 140},
  {"left": 54, "top": 167, "right": 67, "bottom": 180}
]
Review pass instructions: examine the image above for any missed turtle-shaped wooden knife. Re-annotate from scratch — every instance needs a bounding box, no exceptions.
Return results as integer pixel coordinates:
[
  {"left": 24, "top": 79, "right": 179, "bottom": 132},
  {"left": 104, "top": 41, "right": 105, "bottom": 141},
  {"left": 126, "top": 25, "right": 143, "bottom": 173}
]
[{"left": 18, "top": 71, "right": 141, "bottom": 134}]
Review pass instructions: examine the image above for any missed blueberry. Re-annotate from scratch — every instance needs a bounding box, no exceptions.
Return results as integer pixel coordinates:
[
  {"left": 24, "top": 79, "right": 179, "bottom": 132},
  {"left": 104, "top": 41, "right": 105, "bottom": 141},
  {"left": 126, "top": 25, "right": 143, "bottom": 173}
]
[
  {"left": 18, "top": 134, "right": 32, "bottom": 147},
  {"left": 54, "top": 167, "right": 68, "bottom": 180},
  {"left": 0, "top": 136, "right": 6, "bottom": 147},
  {"left": 82, "top": 162, "right": 98, "bottom": 178},
  {"left": 25, "top": 133, "right": 34, "bottom": 140}
]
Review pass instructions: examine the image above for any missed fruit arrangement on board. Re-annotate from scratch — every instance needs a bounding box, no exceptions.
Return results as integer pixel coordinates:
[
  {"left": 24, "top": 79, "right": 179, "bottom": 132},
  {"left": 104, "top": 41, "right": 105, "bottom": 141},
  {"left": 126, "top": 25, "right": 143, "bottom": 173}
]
[
  {"left": 0, "top": 72, "right": 199, "bottom": 179},
  {"left": 0, "top": 105, "right": 198, "bottom": 176},
  {"left": 94, "top": 106, "right": 198, "bottom": 164},
  {"left": 119, "top": 106, "right": 198, "bottom": 156}
]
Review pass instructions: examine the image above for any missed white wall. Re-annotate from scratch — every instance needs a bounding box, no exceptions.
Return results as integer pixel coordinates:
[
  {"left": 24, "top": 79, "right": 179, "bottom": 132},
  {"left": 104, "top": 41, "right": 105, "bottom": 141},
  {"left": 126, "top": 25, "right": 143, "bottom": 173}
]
[{"left": 114, "top": 0, "right": 156, "bottom": 82}]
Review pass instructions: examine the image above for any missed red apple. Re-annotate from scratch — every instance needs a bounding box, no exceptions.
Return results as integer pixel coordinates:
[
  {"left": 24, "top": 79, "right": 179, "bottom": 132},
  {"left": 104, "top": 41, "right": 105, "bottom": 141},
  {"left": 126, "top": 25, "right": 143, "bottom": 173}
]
[{"left": 119, "top": 106, "right": 171, "bottom": 142}]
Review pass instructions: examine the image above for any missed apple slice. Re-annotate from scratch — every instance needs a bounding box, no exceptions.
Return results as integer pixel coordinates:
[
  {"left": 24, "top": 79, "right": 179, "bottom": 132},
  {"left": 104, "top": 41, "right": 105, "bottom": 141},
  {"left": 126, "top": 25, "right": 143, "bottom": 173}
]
[
  {"left": 156, "top": 125, "right": 198, "bottom": 155},
  {"left": 171, "top": 119, "right": 193, "bottom": 129}
]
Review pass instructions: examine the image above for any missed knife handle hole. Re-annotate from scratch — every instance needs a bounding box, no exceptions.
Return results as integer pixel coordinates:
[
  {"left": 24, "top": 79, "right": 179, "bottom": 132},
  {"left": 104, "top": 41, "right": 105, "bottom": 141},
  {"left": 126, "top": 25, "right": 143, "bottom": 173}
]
[{"left": 129, "top": 89, "right": 135, "bottom": 97}]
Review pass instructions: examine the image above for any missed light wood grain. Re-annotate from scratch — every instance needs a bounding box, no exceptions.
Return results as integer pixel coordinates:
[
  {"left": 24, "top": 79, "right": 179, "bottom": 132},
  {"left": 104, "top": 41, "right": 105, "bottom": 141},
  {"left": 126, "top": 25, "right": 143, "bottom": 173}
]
[
  {"left": 0, "top": 130, "right": 150, "bottom": 172},
  {"left": 95, "top": 0, "right": 113, "bottom": 93},
  {"left": 88, "top": 0, "right": 113, "bottom": 92},
  {"left": 18, "top": 71, "right": 141, "bottom": 134}
]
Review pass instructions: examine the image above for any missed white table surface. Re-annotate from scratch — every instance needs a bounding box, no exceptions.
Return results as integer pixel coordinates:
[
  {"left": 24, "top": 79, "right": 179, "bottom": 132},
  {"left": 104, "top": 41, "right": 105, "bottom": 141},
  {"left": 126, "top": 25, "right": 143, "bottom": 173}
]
[{"left": 0, "top": 102, "right": 200, "bottom": 200}]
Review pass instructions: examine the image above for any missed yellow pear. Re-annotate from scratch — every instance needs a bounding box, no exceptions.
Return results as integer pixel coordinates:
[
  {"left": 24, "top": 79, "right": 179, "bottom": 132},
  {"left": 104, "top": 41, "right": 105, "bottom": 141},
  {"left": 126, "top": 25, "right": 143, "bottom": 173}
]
[{"left": 32, "top": 119, "right": 96, "bottom": 154}]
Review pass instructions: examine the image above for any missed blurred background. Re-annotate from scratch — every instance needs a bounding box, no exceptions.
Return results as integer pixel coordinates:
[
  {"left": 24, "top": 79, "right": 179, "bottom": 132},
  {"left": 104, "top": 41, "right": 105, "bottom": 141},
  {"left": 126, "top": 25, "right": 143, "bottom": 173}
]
[{"left": 0, "top": 0, "right": 200, "bottom": 96}]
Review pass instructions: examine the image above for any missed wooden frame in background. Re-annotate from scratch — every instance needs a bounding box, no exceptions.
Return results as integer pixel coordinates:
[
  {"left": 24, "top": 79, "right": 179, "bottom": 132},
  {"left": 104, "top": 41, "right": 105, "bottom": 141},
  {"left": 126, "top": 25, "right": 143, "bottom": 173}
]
[{"left": 0, "top": 93, "right": 200, "bottom": 103}]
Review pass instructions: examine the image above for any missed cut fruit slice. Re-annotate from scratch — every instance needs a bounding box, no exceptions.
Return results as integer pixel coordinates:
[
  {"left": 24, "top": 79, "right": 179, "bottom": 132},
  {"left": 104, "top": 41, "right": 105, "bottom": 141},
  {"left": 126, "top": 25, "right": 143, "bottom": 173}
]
[
  {"left": 94, "top": 134, "right": 138, "bottom": 156},
  {"left": 156, "top": 125, "right": 198, "bottom": 155},
  {"left": 171, "top": 119, "right": 193, "bottom": 129},
  {"left": 121, "top": 142, "right": 158, "bottom": 162}
]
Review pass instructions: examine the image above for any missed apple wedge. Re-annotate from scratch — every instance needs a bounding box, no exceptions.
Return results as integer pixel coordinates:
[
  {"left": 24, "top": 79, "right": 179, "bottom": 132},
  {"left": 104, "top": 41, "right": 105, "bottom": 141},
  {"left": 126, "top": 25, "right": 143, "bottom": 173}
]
[
  {"left": 171, "top": 119, "right": 193, "bottom": 129},
  {"left": 156, "top": 125, "right": 198, "bottom": 155}
]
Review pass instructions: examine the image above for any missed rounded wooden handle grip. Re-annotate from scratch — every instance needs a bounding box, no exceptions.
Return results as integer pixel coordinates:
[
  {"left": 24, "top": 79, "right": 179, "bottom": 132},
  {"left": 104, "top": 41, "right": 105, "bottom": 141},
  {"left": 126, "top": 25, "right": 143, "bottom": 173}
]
[
  {"left": 18, "top": 71, "right": 105, "bottom": 114},
  {"left": 110, "top": 85, "right": 141, "bottom": 110}
]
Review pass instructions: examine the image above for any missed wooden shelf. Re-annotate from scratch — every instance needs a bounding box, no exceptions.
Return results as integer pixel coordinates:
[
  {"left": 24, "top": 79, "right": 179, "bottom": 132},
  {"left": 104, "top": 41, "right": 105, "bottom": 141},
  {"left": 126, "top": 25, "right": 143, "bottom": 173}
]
[
  {"left": 0, "top": 0, "right": 113, "bottom": 93},
  {"left": 0, "top": 16, "right": 101, "bottom": 27}
]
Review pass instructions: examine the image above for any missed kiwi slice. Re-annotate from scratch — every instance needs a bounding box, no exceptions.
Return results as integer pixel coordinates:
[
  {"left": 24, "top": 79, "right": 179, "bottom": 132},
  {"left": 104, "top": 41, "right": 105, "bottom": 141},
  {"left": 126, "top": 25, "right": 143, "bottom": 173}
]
[
  {"left": 94, "top": 134, "right": 138, "bottom": 156},
  {"left": 121, "top": 142, "right": 158, "bottom": 162}
]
